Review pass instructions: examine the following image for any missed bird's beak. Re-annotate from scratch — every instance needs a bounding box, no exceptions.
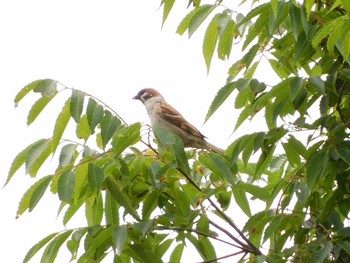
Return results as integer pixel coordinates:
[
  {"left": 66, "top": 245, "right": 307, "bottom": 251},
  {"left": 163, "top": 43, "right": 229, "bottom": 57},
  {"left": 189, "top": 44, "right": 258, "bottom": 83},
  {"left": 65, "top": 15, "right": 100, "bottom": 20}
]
[{"left": 133, "top": 94, "right": 140, "bottom": 100}]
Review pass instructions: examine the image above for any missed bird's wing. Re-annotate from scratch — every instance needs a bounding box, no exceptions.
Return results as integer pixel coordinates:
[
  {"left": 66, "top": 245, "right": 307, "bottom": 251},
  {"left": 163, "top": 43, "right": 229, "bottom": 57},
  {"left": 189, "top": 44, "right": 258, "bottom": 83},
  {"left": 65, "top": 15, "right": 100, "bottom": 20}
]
[{"left": 160, "top": 103, "right": 206, "bottom": 139}]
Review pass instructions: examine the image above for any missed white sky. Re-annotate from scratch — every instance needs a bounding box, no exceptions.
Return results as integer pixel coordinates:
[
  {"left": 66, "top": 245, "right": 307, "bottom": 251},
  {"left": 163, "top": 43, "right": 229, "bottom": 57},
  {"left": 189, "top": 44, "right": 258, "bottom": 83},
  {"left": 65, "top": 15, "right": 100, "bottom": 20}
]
[{"left": 0, "top": 1, "right": 279, "bottom": 262}]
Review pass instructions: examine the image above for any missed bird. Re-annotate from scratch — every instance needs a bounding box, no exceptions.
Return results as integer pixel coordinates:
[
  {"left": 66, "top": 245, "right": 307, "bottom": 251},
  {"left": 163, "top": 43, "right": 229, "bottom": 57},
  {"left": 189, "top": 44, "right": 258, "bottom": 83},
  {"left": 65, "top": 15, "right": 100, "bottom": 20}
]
[{"left": 133, "top": 88, "right": 224, "bottom": 154}]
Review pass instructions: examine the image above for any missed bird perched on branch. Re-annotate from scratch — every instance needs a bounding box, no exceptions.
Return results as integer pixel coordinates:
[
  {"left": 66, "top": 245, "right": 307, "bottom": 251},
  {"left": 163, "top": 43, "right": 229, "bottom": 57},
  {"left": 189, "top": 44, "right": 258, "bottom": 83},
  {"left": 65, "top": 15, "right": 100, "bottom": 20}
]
[{"left": 133, "top": 88, "right": 224, "bottom": 154}]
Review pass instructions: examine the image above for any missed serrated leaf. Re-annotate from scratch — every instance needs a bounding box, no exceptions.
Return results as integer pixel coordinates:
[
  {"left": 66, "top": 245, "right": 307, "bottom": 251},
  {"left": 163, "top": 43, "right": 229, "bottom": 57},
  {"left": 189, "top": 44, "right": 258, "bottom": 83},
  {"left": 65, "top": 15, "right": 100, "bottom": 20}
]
[
  {"left": 188, "top": 4, "right": 215, "bottom": 37},
  {"left": 76, "top": 114, "right": 90, "bottom": 141},
  {"left": 113, "top": 226, "right": 127, "bottom": 255},
  {"left": 234, "top": 104, "right": 254, "bottom": 131},
  {"left": 25, "top": 138, "right": 52, "bottom": 177},
  {"left": 29, "top": 175, "right": 53, "bottom": 212},
  {"left": 217, "top": 19, "right": 235, "bottom": 60},
  {"left": 70, "top": 89, "right": 85, "bottom": 123},
  {"left": 176, "top": 8, "right": 198, "bottom": 35},
  {"left": 105, "top": 191, "right": 119, "bottom": 226},
  {"left": 203, "top": 14, "right": 219, "bottom": 73},
  {"left": 289, "top": 77, "right": 304, "bottom": 101},
  {"left": 205, "top": 82, "right": 235, "bottom": 122},
  {"left": 23, "top": 232, "right": 59, "bottom": 263},
  {"left": 27, "top": 94, "right": 56, "bottom": 125},
  {"left": 52, "top": 98, "right": 71, "bottom": 154},
  {"left": 5, "top": 141, "right": 37, "bottom": 185},
  {"left": 232, "top": 187, "right": 251, "bottom": 216},
  {"left": 289, "top": 2, "right": 301, "bottom": 40},
  {"left": 105, "top": 175, "right": 141, "bottom": 221},
  {"left": 311, "top": 16, "right": 345, "bottom": 49},
  {"left": 142, "top": 191, "right": 159, "bottom": 219},
  {"left": 88, "top": 163, "right": 105, "bottom": 192},
  {"left": 112, "top": 122, "right": 141, "bottom": 156},
  {"left": 85, "top": 193, "right": 103, "bottom": 226},
  {"left": 58, "top": 144, "right": 77, "bottom": 168},
  {"left": 32, "top": 79, "right": 57, "bottom": 98},
  {"left": 86, "top": 98, "right": 104, "bottom": 133},
  {"left": 100, "top": 110, "right": 120, "bottom": 149},
  {"left": 84, "top": 226, "right": 114, "bottom": 259},
  {"left": 235, "top": 78, "right": 251, "bottom": 109},
  {"left": 16, "top": 175, "right": 53, "bottom": 218},
  {"left": 306, "top": 150, "right": 328, "bottom": 189},
  {"left": 243, "top": 43, "right": 260, "bottom": 69},
  {"left": 41, "top": 230, "right": 73, "bottom": 263},
  {"left": 200, "top": 153, "right": 236, "bottom": 186},
  {"left": 58, "top": 171, "right": 75, "bottom": 202},
  {"left": 14, "top": 80, "right": 38, "bottom": 106}
]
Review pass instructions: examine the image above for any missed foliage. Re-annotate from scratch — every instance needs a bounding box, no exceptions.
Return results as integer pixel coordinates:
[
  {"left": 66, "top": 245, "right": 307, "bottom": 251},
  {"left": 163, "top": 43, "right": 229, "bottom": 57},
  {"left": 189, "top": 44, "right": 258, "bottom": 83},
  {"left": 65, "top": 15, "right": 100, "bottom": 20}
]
[{"left": 6, "top": 0, "right": 350, "bottom": 262}]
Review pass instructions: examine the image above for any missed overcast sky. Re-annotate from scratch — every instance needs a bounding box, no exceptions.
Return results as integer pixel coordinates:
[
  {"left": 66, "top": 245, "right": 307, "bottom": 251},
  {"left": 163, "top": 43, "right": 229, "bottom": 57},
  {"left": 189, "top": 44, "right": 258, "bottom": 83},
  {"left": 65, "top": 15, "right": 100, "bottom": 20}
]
[{"left": 0, "top": 1, "right": 278, "bottom": 261}]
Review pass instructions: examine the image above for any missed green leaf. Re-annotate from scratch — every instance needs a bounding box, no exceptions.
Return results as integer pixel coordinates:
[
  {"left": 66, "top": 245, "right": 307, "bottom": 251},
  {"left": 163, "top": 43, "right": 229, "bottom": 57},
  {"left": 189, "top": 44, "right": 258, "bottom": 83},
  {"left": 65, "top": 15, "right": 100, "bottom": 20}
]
[
  {"left": 23, "top": 232, "right": 59, "bottom": 263},
  {"left": 5, "top": 141, "right": 37, "bottom": 185},
  {"left": 235, "top": 79, "right": 251, "bottom": 109},
  {"left": 289, "top": 1, "right": 301, "bottom": 40},
  {"left": 52, "top": 98, "right": 71, "bottom": 153},
  {"left": 29, "top": 175, "right": 53, "bottom": 212},
  {"left": 16, "top": 175, "right": 53, "bottom": 217},
  {"left": 142, "top": 191, "right": 159, "bottom": 219},
  {"left": 32, "top": 79, "right": 57, "bottom": 98},
  {"left": 309, "top": 76, "right": 325, "bottom": 95},
  {"left": 105, "top": 175, "right": 141, "bottom": 221},
  {"left": 41, "top": 230, "right": 73, "bottom": 263},
  {"left": 113, "top": 226, "right": 127, "bottom": 254},
  {"left": 336, "top": 147, "right": 350, "bottom": 166},
  {"left": 86, "top": 98, "right": 104, "bottom": 133},
  {"left": 112, "top": 122, "right": 141, "bottom": 156},
  {"left": 199, "top": 153, "right": 236, "bottom": 186},
  {"left": 88, "top": 163, "right": 105, "bottom": 192},
  {"left": 84, "top": 226, "right": 114, "bottom": 259},
  {"left": 188, "top": 4, "right": 215, "bottom": 37},
  {"left": 169, "top": 243, "right": 184, "bottom": 263},
  {"left": 234, "top": 104, "right": 254, "bottom": 131},
  {"left": 203, "top": 14, "right": 219, "bottom": 73},
  {"left": 161, "top": 0, "right": 175, "bottom": 26},
  {"left": 85, "top": 193, "right": 104, "bottom": 226},
  {"left": 243, "top": 43, "right": 260, "bottom": 69},
  {"left": 311, "top": 16, "right": 345, "bottom": 49},
  {"left": 205, "top": 82, "right": 235, "bottom": 122},
  {"left": 70, "top": 89, "right": 85, "bottom": 123},
  {"left": 58, "top": 144, "right": 77, "bottom": 168},
  {"left": 105, "top": 191, "right": 119, "bottom": 226},
  {"left": 27, "top": 95, "right": 56, "bottom": 125},
  {"left": 58, "top": 171, "right": 75, "bottom": 202},
  {"left": 14, "top": 80, "right": 39, "bottom": 106},
  {"left": 289, "top": 77, "right": 304, "bottom": 101},
  {"left": 129, "top": 243, "right": 163, "bottom": 263},
  {"left": 232, "top": 187, "right": 251, "bottom": 217},
  {"left": 76, "top": 114, "right": 90, "bottom": 141},
  {"left": 306, "top": 150, "right": 328, "bottom": 189},
  {"left": 176, "top": 8, "right": 198, "bottom": 35},
  {"left": 271, "top": 0, "right": 278, "bottom": 18},
  {"left": 25, "top": 138, "right": 52, "bottom": 177},
  {"left": 100, "top": 110, "right": 120, "bottom": 149}
]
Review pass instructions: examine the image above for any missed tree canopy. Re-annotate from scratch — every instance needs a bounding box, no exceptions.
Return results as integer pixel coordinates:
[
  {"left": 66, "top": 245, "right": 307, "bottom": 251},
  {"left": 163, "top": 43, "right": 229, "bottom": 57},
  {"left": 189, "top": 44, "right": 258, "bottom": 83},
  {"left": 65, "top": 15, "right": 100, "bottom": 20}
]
[{"left": 5, "top": 0, "right": 350, "bottom": 262}]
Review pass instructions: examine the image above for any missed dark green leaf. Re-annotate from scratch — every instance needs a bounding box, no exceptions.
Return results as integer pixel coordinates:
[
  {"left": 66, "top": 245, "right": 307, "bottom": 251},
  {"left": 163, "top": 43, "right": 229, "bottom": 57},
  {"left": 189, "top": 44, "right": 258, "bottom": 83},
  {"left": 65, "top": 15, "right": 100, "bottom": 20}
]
[
  {"left": 105, "top": 175, "right": 141, "bottom": 221},
  {"left": 105, "top": 191, "right": 119, "bottom": 226},
  {"left": 306, "top": 151, "right": 328, "bottom": 189},
  {"left": 289, "top": 2, "right": 301, "bottom": 40},
  {"left": 29, "top": 175, "right": 52, "bottom": 212},
  {"left": 233, "top": 186, "right": 251, "bottom": 217},
  {"left": 86, "top": 98, "right": 104, "bottom": 133},
  {"left": 289, "top": 77, "right": 304, "bottom": 101},
  {"left": 70, "top": 89, "right": 85, "bottom": 123},
  {"left": 58, "top": 171, "right": 75, "bottom": 202},
  {"left": 85, "top": 193, "right": 103, "bottom": 226},
  {"left": 100, "top": 110, "right": 120, "bottom": 149},
  {"left": 88, "top": 163, "right": 105, "bottom": 192}
]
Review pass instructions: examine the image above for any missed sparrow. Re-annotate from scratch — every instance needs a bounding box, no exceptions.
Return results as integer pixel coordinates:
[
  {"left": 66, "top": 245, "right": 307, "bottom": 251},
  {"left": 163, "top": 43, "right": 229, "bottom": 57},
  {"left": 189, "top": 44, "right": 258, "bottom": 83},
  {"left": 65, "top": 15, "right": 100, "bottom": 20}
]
[{"left": 133, "top": 88, "right": 224, "bottom": 154}]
